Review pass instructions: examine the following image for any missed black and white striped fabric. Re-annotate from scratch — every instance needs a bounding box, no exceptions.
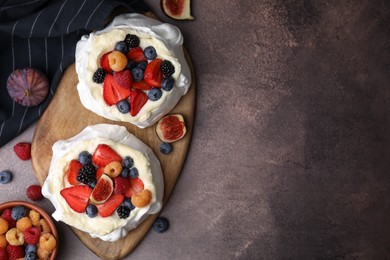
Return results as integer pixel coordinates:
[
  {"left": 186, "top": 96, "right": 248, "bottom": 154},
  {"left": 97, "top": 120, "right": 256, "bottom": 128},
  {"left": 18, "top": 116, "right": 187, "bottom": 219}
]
[{"left": 0, "top": 0, "right": 149, "bottom": 147}]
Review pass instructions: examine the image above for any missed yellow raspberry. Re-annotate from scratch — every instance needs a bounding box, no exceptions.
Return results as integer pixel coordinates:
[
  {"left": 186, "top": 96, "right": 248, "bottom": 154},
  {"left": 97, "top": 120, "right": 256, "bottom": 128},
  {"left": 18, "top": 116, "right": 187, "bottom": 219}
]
[
  {"left": 5, "top": 227, "right": 24, "bottom": 246},
  {"left": 0, "top": 234, "right": 7, "bottom": 249},
  {"left": 104, "top": 161, "right": 122, "bottom": 178},
  {"left": 39, "top": 233, "right": 57, "bottom": 252},
  {"left": 16, "top": 216, "right": 32, "bottom": 232},
  {"left": 108, "top": 51, "right": 127, "bottom": 72},
  {"left": 37, "top": 246, "right": 51, "bottom": 259},
  {"left": 39, "top": 218, "right": 51, "bottom": 233},
  {"left": 29, "top": 209, "right": 41, "bottom": 227},
  {"left": 0, "top": 218, "right": 9, "bottom": 235}
]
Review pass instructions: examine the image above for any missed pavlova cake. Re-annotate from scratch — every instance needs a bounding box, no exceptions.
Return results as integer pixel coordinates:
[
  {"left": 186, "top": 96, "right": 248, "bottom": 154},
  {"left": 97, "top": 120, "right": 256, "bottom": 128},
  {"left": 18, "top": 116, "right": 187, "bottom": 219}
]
[
  {"left": 75, "top": 13, "right": 191, "bottom": 128},
  {"left": 42, "top": 124, "right": 163, "bottom": 242}
]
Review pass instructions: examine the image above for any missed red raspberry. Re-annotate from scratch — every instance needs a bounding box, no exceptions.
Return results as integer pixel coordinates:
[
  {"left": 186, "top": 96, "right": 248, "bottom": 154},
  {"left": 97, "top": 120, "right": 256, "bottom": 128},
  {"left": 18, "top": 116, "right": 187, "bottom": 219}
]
[
  {"left": 0, "top": 209, "right": 16, "bottom": 228},
  {"left": 13, "top": 142, "right": 31, "bottom": 161},
  {"left": 24, "top": 226, "right": 41, "bottom": 244},
  {"left": 0, "top": 247, "right": 7, "bottom": 260},
  {"left": 5, "top": 245, "right": 23, "bottom": 260},
  {"left": 26, "top": 185, "right": 43, "bottom": 201}
]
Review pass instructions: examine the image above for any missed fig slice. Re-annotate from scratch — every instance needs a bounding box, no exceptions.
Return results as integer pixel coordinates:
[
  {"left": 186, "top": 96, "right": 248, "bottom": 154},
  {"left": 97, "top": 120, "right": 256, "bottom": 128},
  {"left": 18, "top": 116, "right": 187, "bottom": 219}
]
[
  {"left": 161, "top": 0, "right": 194, "bottom": 20},
  {"left": 156, "top": 114, "right": 187, "bottom": 143},
  {"left": 90, "top": 174, "right": 114, "bottom": 204}
]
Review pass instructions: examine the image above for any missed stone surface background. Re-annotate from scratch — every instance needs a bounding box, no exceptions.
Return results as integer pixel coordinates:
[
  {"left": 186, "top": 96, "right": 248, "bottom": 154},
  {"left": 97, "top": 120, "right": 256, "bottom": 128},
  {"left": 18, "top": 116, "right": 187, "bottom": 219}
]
[{"left": 1, "top": 0, "right": 389, "bottom": 259}]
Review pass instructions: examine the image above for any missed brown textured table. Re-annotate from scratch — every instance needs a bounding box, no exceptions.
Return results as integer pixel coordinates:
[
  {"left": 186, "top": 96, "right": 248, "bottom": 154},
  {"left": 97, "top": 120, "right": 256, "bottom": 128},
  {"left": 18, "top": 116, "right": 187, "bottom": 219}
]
[{"left": 1, "top": 0, "right": 390, "bottom": 259}]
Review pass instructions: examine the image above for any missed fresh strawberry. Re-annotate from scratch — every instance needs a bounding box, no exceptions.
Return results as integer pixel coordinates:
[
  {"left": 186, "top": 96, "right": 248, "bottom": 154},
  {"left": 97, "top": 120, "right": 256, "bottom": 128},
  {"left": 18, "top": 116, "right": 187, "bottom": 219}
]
[
  {"left": 103, "top": 74, "right": 131, "bottom": 106},
  {"left": 113, "top": 70, "right": 133, "bottom": 88},
  {"left": 60, "top": 185, "right": 92, "bottom": 213},
  {"left": 130, "top": 89, "right": 148, "bottom": 116},
  {"left": 127, "top": 47, "right": 146, "bottom": 63},
  {"left": 6, "top": 245, "right": 23, "bottom": 260},
  {"left": 26, "top": 185, "right": 43, "bottom": 201},
  {"left": 132, "top": 80, "right": 152, "bottom": 91},
  {"left": 113, "top": 177, "right": 129, "bottom": 195},
  {"left": 66, "top": 159, "right": 82, "bottom": 185},
  {"left": 100, "top": 51, "right": 113, "bottom": 73},
  {"left": 0, "top": 247, "right": 7, "bottom": 260},
  {"left": 13, "top": 142, "right": 31, "bottom": 161},
  {"left": 125, "top": 177, "right": 144, "bottom": 198},
  {"left": 92, "top": 144, "right": 122, "bottom": 168},
  {"left": 96, "top": 167, "right": 105, "bottom": 180},
  {"left": 1, "top": 209, "right": 16, "bottom": 228},
  {"left": 24, "top": 227, "right": 41, "bottom": 245},
  {"left": 144, "top": 59, "right": 163, "bottom": 87},
  {"left": 96, "top": 194, "right": 124, "bottom": 217}
]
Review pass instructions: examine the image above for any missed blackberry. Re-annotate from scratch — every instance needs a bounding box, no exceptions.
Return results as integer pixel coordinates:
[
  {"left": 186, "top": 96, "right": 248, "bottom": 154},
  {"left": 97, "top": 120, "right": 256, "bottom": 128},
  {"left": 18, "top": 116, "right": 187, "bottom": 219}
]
[
  {"left": 117, "top": 205, "right": 131, "bottom": 219},
  {"left": 92, "top": 68, "right": 106, "bottom": 83},
  {"left": 161, "top": 60, "right": 175, "bottom": 77},
  {"left": 77, "top": 164, "right": 96, "bottom": 185},
  {"left": 125, "top": 34, "right": 140, "bottom": 48}
]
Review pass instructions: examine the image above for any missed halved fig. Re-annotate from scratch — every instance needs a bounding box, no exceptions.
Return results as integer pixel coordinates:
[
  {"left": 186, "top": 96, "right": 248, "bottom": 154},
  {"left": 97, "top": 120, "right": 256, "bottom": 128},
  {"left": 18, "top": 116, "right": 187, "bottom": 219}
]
[
  {"left": 90, "top": 174, "right": 114, "bottom": 204},
  {"left": 161, "top": 0, "right": 194, "bottom": 20},
  {"left": 156, "top": 114, "right": 187, "bottom": 143}
]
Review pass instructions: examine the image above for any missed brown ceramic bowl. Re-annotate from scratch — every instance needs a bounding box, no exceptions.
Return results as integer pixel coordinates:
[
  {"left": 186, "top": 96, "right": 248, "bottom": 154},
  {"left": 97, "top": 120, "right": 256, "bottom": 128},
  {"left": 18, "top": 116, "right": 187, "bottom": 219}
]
[{"left": 0, "top": 201, "right": 58, "bottom": 259}]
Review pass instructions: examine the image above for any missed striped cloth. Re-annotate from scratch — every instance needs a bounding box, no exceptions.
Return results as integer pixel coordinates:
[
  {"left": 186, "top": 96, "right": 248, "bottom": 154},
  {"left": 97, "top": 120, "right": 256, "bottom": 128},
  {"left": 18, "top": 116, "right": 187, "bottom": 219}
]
[{"left": 0, "top": 0, "right": 149, "bottom": 147}]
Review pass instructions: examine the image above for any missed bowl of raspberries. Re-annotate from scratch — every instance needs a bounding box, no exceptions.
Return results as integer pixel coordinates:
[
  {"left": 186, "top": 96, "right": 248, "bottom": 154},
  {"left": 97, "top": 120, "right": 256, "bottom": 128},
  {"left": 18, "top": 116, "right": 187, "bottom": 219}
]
[{"left": 0, "top": 201, "right": 58, "bottom": 260}]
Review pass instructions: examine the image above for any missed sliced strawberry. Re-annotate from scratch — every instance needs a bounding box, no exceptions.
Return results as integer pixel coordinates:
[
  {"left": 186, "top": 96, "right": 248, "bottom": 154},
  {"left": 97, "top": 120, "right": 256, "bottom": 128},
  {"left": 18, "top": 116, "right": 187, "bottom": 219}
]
[
  {"left": 66, "top": 160, "right": 82, "bottom": 185},
  {"left": 113, "top": 176, "right": 129, "bottom": 195},
  {"left": 96, "top": 167, "right": 105, "bottom": 180},
  {"left": 130, "top": 89, "right": 148, "bottom": 116},
  {"left": 100, "top": 51, "right": 113, "bottom": 73},
  {"left": 132, "top": 80, "right": 152, "bottom": 91},
  {"left": 96, "top": 194, "right": 124, "bottom": 217},
  {"left": 125, "top": 177, "right": 144, "bottom": 198},
  {"left": 144, "top": 59, "right": 163, "bottom": 87},
  {"left": 103, "top": 74, "right": 131, "bottom": 106},
  {"left": 92, "top": 144, "right": 122, "bottom": 168},
  {"left": 127, "top": 47, "right": 146, "bottom": 63},
  {"left": 60, "top": 185, "right": 92, "bottom": 213},
  {"left": 113, "top": 70, "right": 133, "bottom": 89}
]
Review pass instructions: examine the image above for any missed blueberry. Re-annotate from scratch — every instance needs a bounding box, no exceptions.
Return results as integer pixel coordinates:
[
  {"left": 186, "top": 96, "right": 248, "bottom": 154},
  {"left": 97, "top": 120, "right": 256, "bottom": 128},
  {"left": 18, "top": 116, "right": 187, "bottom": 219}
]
[
  {"left": 144, "top": 46, "right": 157, "bottom": 60},
  {"left": 11, "top": 206, "right": 27, "bottom": 220},
  {"left": 153, "top": 217, "right": 169, "bottom": 233},
  {"left": 120, "top": 167, "right": 129, "bottom": 177},
  {"left": 78, "top": 151, "right": 92, "bottom": 165},
  {"left": 86, "top": 204, "right": 98, "bottom": 218},
  {"left": 148, "top": 88, "right": 163, "bottom": 101},
  {"left": 25, "top": 244, "right": 37, "bottom": 254},
  {"left": 129, "top": 167, "right": 139, "bottom": 178},
  {"left": 137, "top": 61, "right": 148, "bottom": 71},
  {"left": 0, "top": 170, "right": 12, "bottom": 184},
  {"left": 131, "top": 67, "right": 144, "bottom": 82},
  {"left": 123, "top": 156, "right": 134, "bottom": 168},
  {"left": 160, "top": 142, "right": 173, "bottom": 154},
  {"left": 115, "top": 41, "right": 128, "bottom": 54},
  {"left": 123, "top": 198, "right": 135, "bottom": 210},
  {"left": 117, "top": 100, "right": 130, "bottom": 114},
  {"left": 161, "top": 76, "right": 175, "bottom": 91},
  {"left": 126, "top": 60, "right": 136, "bottom": 70},
  {"left": 25, "top": 252, "right": 37, "bottom": 260},
  {"left": 88, "top": 179, "right": 97, "bottom": 189}
]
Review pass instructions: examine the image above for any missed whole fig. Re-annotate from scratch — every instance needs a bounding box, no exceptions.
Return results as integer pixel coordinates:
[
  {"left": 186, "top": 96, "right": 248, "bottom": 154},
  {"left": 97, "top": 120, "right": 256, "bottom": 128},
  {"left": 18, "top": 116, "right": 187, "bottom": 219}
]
[{"left": 6, "top": 68, "right": 49, "bottom": 107}]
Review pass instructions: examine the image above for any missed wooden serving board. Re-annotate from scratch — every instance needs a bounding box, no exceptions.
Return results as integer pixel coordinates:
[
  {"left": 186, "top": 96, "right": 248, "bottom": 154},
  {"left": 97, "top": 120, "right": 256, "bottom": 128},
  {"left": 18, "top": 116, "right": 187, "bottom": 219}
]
[{"left": 31, "top": 46, "right": 196, "bottom": 258}]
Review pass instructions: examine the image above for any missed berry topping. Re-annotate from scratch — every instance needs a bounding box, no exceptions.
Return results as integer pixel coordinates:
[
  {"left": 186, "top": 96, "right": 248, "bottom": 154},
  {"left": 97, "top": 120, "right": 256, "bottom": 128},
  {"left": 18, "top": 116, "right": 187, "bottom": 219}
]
[
  {"left": 137, "top": 61, "right": 148, "bottom": 71},
  {"left": 90, "top": 174, "right": 114, "bottom": 204},
  {"left": 130, "top": 89, "right": 148, "bottom": 116},
  {"left": 127, "top": 47, "right": 146, "bottom": 63},
  {"left": 0, "top": 170, "right": 12, "bottom": 184},
  {"left": 161, "top": 76, "right": 175, "bottom": 91},
  {"left": 86, "top": 204, "right": 98, "bottom": 218},
  {"left": 113, "top": 70, "right": 133, "bottom": 89},
  {"left": 6, "top": 244, "right": 24, "bottom": 260},
  {"left": 25, "top": 244, "right": 37, "bottom": 254},
  {"left": 132, "top": 81, "right": 152, "bottom": 91},
  {"left": 120, "top": 167, "right": 130, "bottom": 178},
  {"left": 77, "top": 164, "right": 97, "bottom": 186},
  {"left": 78, "top": 151, "right": 92, "bottom": 165},
  {"left": 13, "top": 142, "right": 31, "bottom": 161},
  {"left": 108, "top": 51, "right": 128, "bottom": 72},
  {"left": 92, "top": 144, "right": 122, "bottom": 168},
  {"left": 161, "top": 60, "right": 175, "bottom": 77},
  {"left": 103, "top": 74, "right": 131, "bottom": 106},
  {"left": 11, "top": 206, "right": 27, "bottom": 221},
  {"left": 125, "top": 177, "right": 144, "bottom": 198},
  {"left": 125, "top": 34, "right": 140, "bottom": 48},
  {"left": 131, "top": 67, "right": 144, "bottom": 82},
  {"left": 114, "top": 41, "right": 129, "bottom": 54},
  {"left": 66, "top": 159, "right": 82, "bottom": 185},
  {"left": 129, "top": 167, "right": 139, "bottom": 178},
  {"left": 126, "top": 60, "right": 136, "bottom": 70},
  {"left": 160, "top": 142, "right": 173, "bottom": 154},
  {"left": 96, "top": 194, "right": 124, "bottom": 218},
  {"left": 123, "top": 156, "right": 134, "bottom": 169},
  {"left": 131, "top": 189, "right": 152, "bottom": 208},
  {"left": 23, "top": 227, "right": 41, "bottom": 245},
  {"left": 144, "top": 46, "right": 157, "bottom": 60},
  {"left": 144, "top": 59, "right": 163, "bottom": 87},
  {"left": 123, "top": 198, "right": 135, "bottom": 210},
  {"left": 104, "top": 161, "right": 122, "bottom": 178},
  {"left": 26, "top": 185, "right": 43, "bottom": 201},
  {"left": 152, "top": 217, "right": 169, "bottom": 233},
  {"left": 148, "top": 88, "right": 163, "bottom": 101},
  {"left": 113, "top": 176, "right": 129, "bottom": 195},
  {"left": 1, "top": 209, "right": 16, "bottom": 228},
  {"left": 100, "top": 51, "right": 113, "bottom": 73},
  {"left": 116, "top": 100, "right": 130, "bottom": 114},
  {"left": 96, "top": 167, "right": 105, "bottom": 180},
  {"left": 92, "top": 68, "right": 106, "bottom": 84},
  {"left": 60, "top": 185, "right": 92, "bottom": 213},
  {"left": 116, "top": 205, "right": 131, "bottom": 219}
]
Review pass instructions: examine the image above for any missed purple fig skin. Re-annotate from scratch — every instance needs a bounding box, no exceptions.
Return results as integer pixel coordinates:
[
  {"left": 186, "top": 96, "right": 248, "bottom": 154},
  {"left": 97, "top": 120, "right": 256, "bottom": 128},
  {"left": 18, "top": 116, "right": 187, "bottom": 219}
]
[{"left": 6, "top": 68, "right": 49, "bottom": 107}]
